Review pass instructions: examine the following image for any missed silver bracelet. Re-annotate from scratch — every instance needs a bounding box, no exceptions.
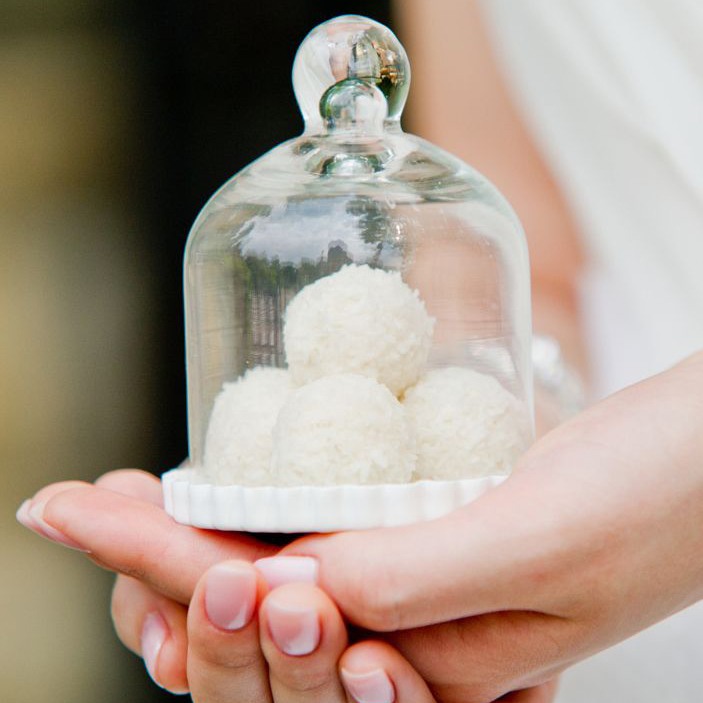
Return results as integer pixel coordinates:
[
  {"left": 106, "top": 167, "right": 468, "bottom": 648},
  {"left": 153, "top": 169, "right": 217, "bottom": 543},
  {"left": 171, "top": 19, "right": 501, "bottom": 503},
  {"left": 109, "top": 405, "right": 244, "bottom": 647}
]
[{"left": 532, "top": 334, "right": 586, "bottom": 425}]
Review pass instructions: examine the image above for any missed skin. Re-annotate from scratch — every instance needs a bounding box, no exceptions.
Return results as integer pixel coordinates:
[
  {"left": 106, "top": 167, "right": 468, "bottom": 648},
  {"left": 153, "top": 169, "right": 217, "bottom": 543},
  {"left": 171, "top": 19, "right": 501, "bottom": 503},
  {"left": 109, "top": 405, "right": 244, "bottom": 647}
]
[
  {"left": 18, "top": 467, "right": 554, "bottom": 703},
  {"left": 17, "top": 348, "right": 703, "bottom": 702},
  {"left": 395, "top": 0, "right": 587, "bottom": 377},
  {"left": 110, "top": 554, "right": 444, "bottom": 703}
]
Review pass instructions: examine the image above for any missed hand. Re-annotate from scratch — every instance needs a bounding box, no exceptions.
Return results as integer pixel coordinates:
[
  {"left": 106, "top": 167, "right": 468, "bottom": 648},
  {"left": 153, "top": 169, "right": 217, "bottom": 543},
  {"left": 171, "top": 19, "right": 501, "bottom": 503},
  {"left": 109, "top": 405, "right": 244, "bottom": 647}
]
[
  {"left": 112, "top": 568, "right": 556, "bottom": 703},
  {"left": 18, "top": 471, "right": 558, "bottom": 702},
  {"left": 271, "top": 351, "right": 703, "bottom": 699},
  {"left": 115, "top": 561, "right": 439, "bottom": 703},
  {"left": 23, "top": 351, "right": 703, "bottom": 700},
  {"left": 20, "top": 472, "right": 440, "bottom": 702}
]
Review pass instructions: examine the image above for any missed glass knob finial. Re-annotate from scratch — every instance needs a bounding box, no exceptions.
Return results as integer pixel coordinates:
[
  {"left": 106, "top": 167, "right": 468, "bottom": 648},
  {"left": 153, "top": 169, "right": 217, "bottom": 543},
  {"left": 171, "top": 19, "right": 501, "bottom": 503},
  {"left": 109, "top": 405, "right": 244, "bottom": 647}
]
[{"left": 292, "top": 15, "right": 411, "bottom": 134}]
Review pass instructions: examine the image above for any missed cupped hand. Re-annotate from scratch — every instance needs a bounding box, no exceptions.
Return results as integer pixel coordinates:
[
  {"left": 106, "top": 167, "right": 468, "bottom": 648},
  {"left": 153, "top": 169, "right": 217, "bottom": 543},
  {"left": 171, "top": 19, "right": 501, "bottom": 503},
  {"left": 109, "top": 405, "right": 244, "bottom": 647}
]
[
  {"left": 18, "top": 473, "right": 559, "bottom": 702},
  {"left": 113, "top": 556, "right": 439, "bottom": 703},
  {"left": 21, "top": 353, "right": 703, "bottom": 700},
  {"left": 274, "top": 352, "right": 703, "bottom": 699},
  {"left": 21, "top": 470, "right": 439, "bottom": 702}
]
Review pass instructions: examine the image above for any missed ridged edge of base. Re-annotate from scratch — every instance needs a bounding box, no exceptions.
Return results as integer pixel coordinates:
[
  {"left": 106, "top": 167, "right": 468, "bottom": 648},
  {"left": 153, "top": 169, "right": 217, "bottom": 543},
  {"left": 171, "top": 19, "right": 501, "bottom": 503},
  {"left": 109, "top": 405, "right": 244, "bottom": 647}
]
[{"left": 162, "top": 468, "right": 507, "bottom": 532}]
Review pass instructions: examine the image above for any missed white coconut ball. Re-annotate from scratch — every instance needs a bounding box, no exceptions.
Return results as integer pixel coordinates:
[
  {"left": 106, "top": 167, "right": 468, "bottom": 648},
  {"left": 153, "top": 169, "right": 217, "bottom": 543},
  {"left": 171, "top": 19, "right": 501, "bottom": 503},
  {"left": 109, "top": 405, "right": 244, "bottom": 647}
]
[
  {"left": 271, "top": 373, "right": 416, "bottom": 486},
  {"left": 403, "top": 367, "right": 530, "bottom": 480},
  {"left": 284, "top": 264, "right": 434, "bottom": 396},
  {"left": 202, "top": 367, "right": 293, "bottom": 485}
]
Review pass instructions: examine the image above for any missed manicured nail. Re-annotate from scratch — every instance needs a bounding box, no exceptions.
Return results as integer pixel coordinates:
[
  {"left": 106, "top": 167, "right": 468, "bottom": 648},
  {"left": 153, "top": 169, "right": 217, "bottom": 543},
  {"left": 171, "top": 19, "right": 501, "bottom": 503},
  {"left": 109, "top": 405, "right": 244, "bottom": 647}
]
[
  {"left": 266, "top": 599, "right": 320, "bottom": 656},
  {"left": 141, "top": 612, "right": 168, "bottom": 688},
  {"left": 16, "top": 500, "right": 39, "bottom": 530},
  {"left": 255, "top": 556, "right": 318, "bottom": 588},
  {"left": 17, "top": 499, "right": 88, "bottom": 552},
  {"left": 204, "top": 563, "right": 257, "bottom": 631},
  {"left": 341, "top": 668, "right": 395, "bottom": 703}
]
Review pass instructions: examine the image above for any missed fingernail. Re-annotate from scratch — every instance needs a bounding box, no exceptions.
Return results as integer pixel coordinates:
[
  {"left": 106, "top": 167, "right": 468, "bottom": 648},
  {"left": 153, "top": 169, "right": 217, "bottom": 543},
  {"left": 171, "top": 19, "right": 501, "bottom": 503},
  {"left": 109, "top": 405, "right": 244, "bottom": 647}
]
[
  {"left": 255, "top": 556, "right": 318, "bottom": 589},
  {"left": 205, "top": 562, "right": 257, "bottom": 631},
  {"left": 17, "top": 499, "right": 89, "bottom": 552},
  {"left": 266, "top": 600, "right": 320, "bottom": 656},
  {"left": 16, "top": 500, "right": 40, "bottom": 530},
  {"left": 141, "top": 612, "right": 168, "bottom": 688},
  {"left": 341, "top": 668, "right": 395, "bottom": 703}
]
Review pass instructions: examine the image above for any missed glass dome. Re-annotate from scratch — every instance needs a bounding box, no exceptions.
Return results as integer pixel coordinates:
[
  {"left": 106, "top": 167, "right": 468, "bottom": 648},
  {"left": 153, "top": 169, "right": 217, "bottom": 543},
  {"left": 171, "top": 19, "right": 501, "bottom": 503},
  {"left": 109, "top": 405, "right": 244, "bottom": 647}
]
[{"left": 183, "top": 15, "right": 533, "bottom": 485}]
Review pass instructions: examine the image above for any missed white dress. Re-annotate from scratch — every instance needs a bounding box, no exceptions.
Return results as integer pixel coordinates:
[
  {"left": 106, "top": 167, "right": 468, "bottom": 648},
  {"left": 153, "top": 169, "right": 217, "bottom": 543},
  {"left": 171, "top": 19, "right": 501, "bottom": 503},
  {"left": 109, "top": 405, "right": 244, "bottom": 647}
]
[{"left": 480, "top": 1, "right": 703, "bottom": 699}]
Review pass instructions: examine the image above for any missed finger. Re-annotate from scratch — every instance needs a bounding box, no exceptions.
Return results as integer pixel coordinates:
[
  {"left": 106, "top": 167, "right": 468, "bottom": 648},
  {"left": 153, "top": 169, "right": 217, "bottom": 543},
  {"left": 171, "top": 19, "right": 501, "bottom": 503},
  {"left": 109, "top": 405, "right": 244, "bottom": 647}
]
[
  {"left": 340, "top": 640, "right": 437, "bottom": 703},
  {"left": 16, "top": 481, "right": 92, "bottom": 550},
  {"left": 95, "top": 469, "right": 163, "bottom": 505},
  {"left": 17, "top": 472, "right": 162, "bottom": 547},
  {"left": 259, "top": 583, "right": 348, "bottom": 702},
  {"left": 111, "top": 575, "right": 189, "bottom": 693},
  {"left": 187, "top": 560, "right": 272, "bottom": 703},
  {"left": 383, "top": 612, "right": 570, "bottom": 703},
  {"left": 34, "top": 483, "right": 276, "bottom": 603}
]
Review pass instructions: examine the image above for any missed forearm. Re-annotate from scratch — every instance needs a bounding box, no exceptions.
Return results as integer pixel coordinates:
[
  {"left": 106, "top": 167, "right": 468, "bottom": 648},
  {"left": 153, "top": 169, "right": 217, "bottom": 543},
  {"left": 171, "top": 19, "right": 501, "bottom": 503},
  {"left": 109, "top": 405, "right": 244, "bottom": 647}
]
[{"left": 394, "top": 0, "right": 589, "bottom": 385}]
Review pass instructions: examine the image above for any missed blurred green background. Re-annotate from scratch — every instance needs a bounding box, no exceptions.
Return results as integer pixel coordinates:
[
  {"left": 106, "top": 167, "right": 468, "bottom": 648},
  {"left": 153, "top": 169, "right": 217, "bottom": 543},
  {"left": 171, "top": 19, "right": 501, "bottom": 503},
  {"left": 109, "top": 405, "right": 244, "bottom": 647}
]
[{"left": 1, "top": 1, "right": 390, "bottom": 700}]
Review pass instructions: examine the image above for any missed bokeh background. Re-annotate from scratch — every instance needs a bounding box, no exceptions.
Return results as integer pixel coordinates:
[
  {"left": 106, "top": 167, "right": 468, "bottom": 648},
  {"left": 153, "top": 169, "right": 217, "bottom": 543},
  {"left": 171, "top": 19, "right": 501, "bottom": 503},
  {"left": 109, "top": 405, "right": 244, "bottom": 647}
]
[{"left": 1, "top": 1, "right": 391, "bottom": 701}]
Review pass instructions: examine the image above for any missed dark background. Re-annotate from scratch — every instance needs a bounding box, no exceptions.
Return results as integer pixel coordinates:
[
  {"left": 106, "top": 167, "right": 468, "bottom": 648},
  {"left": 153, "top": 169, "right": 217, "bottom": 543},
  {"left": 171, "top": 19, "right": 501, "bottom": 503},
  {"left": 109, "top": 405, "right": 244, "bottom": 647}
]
[{"left": 135, "top": 0, "right": 393, "bottom": 470}]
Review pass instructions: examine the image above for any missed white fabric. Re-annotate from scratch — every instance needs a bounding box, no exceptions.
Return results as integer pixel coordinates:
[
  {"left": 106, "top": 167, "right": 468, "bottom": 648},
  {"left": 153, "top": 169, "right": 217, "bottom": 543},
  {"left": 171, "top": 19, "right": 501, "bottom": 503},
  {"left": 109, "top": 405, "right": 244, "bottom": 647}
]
[
  {"left": 482, "top": 0, "right": 703, "bottom": 398},
  {"left": 480, "top": 0, "right": 703, "bottom": 699}
]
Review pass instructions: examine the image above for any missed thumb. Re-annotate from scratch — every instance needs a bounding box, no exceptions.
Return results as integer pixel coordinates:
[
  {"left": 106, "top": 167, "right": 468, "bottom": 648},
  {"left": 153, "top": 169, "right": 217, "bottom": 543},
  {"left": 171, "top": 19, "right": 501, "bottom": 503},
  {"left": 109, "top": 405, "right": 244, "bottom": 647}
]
[{"left": 257, "top": 471, "right": 557, "bottom": 632}]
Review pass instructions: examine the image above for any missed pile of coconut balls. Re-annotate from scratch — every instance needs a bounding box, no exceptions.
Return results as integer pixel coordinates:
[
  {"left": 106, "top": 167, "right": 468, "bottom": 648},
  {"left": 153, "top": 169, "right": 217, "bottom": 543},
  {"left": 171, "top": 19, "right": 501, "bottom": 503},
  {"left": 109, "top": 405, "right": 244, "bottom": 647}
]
[{"left": 200, "top": 264, "right": 528, "bottom": 487}]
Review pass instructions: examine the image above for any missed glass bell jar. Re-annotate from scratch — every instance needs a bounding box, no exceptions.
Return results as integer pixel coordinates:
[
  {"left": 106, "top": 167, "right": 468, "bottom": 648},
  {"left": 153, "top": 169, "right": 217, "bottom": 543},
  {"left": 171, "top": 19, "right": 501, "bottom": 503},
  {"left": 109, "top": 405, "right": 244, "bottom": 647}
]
[{"left": 183, "top": 15, "right": 534, "bottom": 492}]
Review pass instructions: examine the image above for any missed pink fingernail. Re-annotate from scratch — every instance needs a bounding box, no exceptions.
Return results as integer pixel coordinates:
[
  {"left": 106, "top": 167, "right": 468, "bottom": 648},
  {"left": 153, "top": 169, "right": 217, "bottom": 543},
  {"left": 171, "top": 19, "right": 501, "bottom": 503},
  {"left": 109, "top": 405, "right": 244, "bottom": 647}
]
[
  {"left": 254, "top": 556, "right": 318, "bottom": 589},
  {"left": 205, "top": 563, "right": 257, "bottom": 631},
  {"left": 141, "top": 612, "right": 168, "bottom": 688},
  {"left": 16, "top": 500, "right": 40, "bottom": 530},
  {"left": 22, "top": 498, "right": 89, "bottom": 552},
  {"left": 341, "top": 668, "right": 396, "bottom": 703},
  {"left": 266, "top": 600, "right": 320, "bottom": 656}
]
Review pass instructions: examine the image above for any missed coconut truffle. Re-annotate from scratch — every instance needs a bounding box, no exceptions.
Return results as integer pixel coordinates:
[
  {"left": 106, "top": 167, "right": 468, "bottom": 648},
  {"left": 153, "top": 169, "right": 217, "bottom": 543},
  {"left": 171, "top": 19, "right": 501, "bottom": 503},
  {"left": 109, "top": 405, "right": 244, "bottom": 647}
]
[
  {"left": 284, "top": 264, "right": 434, "bottom": 396},
  {"left": 202, "top": 367, "right": 293, "bottom": 485},
  {"left": 271, "top": 373, "right": 415, "bottom": 486},
  {"left": 404, "top": 367, "right": 530, "bottom": 480}
]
